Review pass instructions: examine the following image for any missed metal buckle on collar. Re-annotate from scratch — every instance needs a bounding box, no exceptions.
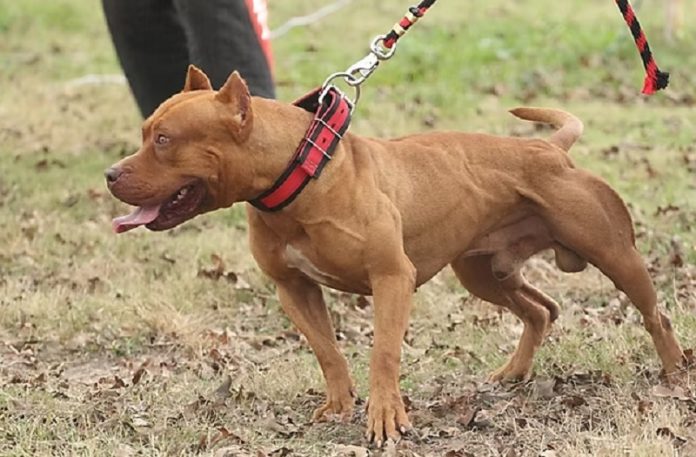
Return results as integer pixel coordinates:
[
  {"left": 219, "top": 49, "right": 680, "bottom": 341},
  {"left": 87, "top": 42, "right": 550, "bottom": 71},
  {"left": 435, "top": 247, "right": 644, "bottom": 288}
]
[{"left": 318, "top": 79, "right": 359, "bottom": 109}]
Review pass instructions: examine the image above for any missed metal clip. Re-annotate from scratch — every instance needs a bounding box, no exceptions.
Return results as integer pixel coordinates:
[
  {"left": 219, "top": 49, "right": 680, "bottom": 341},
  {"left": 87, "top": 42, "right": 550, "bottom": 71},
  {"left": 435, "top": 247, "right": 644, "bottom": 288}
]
[
  {"left": 370, "top": 34, "right": 397, "bottom": 60},
  {"left": 319, "top": 35, "right": 397, "bottom": 109},
  {"left": 344, "top": 52, "right": 380, "bottom": 87}
]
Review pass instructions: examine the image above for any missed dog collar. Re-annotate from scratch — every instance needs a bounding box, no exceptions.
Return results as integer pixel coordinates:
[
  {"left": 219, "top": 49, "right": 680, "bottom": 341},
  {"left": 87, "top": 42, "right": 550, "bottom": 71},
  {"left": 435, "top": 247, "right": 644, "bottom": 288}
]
[{"left": 249, "top": 87, "right": 352, "bottom": 212}]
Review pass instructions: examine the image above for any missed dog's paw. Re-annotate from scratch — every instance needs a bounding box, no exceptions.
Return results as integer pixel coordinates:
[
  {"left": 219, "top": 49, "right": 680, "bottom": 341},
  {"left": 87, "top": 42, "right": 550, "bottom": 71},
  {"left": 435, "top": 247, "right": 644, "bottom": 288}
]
[
  {"left": 487, "top": 360, "right": 532, "bottom": 383},
  {"left": 312, "top": 387, "right": 356, "bottom": 423},
  {"left": 661, "top": 350, "right": 696, "bottom": 388},
  {"left": 365, "top": 392, "right": 412, "bottom": 447}
]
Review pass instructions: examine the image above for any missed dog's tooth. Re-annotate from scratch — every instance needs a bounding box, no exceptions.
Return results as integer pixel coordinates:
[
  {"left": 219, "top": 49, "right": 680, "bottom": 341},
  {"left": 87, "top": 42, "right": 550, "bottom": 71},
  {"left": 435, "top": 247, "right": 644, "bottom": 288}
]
[{"left": 173, "top": 188, "right": 187, "bottom": 203}]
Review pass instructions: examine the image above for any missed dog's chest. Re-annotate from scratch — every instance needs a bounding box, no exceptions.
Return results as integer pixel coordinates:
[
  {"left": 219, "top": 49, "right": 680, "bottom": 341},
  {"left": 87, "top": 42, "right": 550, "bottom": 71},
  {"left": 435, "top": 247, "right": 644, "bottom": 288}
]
[
  {"left": 283, "top": 244, "right": 370, "bottom": 294},
  {"left": 284, "top": 245, "right": 341, "bottom": 285}
]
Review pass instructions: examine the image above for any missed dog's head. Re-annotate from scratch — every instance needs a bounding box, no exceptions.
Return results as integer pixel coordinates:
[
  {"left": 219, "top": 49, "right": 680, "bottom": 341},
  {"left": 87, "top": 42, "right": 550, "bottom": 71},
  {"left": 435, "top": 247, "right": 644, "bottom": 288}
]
[{"left": 106, "top": 65, "right": 255, "bottom": 233}]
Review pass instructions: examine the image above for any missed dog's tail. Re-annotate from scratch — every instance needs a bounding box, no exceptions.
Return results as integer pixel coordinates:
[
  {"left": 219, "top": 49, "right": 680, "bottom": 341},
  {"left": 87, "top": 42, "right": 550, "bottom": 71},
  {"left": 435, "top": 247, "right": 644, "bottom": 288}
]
[{"left": 509, "top": 107, "right": 584, "bottom": 152}]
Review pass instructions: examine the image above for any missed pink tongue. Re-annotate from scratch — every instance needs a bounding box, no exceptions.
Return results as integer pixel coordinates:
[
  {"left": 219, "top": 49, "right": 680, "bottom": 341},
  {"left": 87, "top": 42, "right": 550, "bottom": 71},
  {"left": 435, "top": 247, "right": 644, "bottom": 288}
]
[{"left": 112, "top": 205, "right": 161, "bottom": 233}]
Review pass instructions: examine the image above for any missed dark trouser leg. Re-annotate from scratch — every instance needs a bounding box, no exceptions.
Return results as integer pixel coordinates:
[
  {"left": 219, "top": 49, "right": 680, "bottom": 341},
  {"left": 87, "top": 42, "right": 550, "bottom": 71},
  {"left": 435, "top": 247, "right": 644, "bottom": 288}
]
[
  {"left": 102, "top": 0, "right": 191, "bottom": 117},
  {"left": 173, "top": 0, "right": 275, "bottom": 98},
  {"left": 102, "top": 0, "right": 275, "bottom": 118}
]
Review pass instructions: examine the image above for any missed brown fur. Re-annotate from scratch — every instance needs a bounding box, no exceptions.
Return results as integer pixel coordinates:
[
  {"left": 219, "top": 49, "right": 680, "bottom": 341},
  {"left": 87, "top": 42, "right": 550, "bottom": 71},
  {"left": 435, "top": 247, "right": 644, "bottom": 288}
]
[{"left": 107, "top": 66, "right": 687, "bottom": 445}]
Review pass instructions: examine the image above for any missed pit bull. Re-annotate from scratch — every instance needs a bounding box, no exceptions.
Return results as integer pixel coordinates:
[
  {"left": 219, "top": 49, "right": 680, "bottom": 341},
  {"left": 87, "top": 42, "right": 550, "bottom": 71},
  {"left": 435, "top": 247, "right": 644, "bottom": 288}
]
[{"left": 106, "top": 65, "right": 687, "bottom": 445}]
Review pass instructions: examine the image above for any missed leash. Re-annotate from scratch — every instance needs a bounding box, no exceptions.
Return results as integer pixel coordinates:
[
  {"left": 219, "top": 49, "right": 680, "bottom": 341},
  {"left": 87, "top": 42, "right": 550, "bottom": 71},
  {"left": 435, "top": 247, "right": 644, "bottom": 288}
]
[
  {"left": 249, "top": 0, "right": 666, "bottom": 212},
  {"left": 319, "top": 0, "right": 438, "bottom": 107},
  {"left": 249, "top": 0, "right": 438, "bottom": 211},
  {"left": 615, "top": 0, "right": 669, "bottom": 94},
  {"left": 321, "top": 0, "right": 666, "bottom": 101}
]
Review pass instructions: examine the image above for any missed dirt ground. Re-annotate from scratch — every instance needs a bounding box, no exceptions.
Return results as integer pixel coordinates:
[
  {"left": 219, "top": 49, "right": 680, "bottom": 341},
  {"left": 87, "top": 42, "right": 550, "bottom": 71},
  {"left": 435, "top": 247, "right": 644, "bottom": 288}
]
[{"left": 1, "top": 0, "right": 695, "bottom": 455}]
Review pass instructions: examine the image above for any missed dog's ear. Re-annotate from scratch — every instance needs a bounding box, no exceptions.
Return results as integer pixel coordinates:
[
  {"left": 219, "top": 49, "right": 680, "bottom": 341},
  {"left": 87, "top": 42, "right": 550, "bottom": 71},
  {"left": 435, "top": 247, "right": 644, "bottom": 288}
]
[
  {"left": 183, "top": 65, "right": 212, "bottom": 92},
  {"left": 215, "top": 71, "right": 252, "bottom": 139}
]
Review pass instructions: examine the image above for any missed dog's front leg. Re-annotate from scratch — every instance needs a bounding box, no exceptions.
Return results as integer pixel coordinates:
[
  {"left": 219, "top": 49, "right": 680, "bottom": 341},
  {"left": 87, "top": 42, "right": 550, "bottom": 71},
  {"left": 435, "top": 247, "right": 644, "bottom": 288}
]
[
  {"left": 366, "top": 258, "right": 416, "bottom": 446},
  {"left": 275, "top": 275, "right": 356, "bottom": 421}
]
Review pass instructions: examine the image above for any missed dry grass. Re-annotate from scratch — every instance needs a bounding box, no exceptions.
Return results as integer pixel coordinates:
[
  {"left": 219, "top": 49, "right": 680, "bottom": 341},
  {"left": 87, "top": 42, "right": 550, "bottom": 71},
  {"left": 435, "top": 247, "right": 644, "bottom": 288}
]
[{"left": 1, "top": 0, "right": 695, "bottom": 455}]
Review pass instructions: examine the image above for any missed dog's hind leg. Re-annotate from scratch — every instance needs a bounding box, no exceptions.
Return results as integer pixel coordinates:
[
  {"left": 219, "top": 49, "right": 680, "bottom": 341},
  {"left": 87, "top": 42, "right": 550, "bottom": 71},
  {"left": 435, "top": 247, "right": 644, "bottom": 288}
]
[
  {"left": 532, "top": 170, "right": 687, "bottom": 380},
  {"left": 451, "top": 255, "right": 560, "bottom": 382}
]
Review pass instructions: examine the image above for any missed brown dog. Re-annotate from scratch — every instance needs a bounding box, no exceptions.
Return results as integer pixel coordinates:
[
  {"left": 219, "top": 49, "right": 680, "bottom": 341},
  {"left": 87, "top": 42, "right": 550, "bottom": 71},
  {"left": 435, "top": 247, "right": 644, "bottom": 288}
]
[{"left": 106, "top": 65, "right": 687, "bottom": 445}]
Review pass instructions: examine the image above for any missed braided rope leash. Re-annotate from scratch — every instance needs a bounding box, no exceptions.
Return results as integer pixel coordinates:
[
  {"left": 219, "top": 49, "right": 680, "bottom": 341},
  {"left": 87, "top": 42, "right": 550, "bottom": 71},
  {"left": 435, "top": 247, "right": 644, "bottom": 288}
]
[
  {"left": 320, "top": 0, "right": 438, "bottom": 106},
  {"left": 321, "top": 0, "right": 664, "bottom": 106},
  {"left": 382, "top": 0, "right": 437, "bottom": 49},
  {"left": 615, "top": 0, "right": 670, "bottom": 95}
]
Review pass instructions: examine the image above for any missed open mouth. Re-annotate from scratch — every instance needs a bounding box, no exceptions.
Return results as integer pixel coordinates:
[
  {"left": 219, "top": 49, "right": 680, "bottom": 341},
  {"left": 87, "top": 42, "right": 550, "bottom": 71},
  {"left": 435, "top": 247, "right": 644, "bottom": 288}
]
[{"left": 112, "top": 181, "right": 207, "bottom": 233}]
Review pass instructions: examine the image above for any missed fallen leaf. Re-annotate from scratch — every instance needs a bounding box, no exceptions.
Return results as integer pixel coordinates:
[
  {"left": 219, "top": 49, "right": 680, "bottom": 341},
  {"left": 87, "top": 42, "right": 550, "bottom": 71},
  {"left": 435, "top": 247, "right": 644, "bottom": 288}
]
[
  {"left": 115, "top": 444, "right": 136, "bottom": 457},
  {"left": 534, "top": 378, "right": 556, "bottom": 400},
  {"left": 214, "top": 374, "right": 232, "bottom": 401},
  {"left": 561, "top": 395, "right": 586, "bottom": 408},
  {"left": 445, "top": 450, "right": 475, "bottom": 457},
  {"left": 132, "top": 366, "right": 147, "bottom": 385},
  {"left": 638, "top": 399, "right": 653, "bottom": 414},
  {"left": 355, "top": 296, "right": 371, "bottom": 310},
  {"left": 184, "top": 395, "right": 207, "bottom": 416},
  {"left": 334, "top": 444, "right": 369, "bottom": 457},
  {"left": 383, "top": 439, "right": 397, "bottom": 457},
  {"left": 656, "top": 427, "right": 687, "bottom": 447},
  {"left": 456, "top": 406, "right": 478, "bottom": 428},
  {"left": 131, "top": 416, "right": 149, "bottom": 428},
  {"left": 198, "top": 254, "right": 239, "bottom": 283},
  {"left": 198, "top": 433, "right": 209, "bottom": 451},
  {"left": 514, "top": 417, "right": 528, "bottom": 428},
  {"left": 651, "top": 384, "right": 692, "bottom": 401},
  {"left": 207, "top": 426, "right": 244, "bottom": 449},
  {"left": 198, "top": 254, "right": 224, "bottom": 280},
  {"left": 111, "top": 375, "right": 126, "bottom": 389},
  {"left": 32, "top": 372, "right": 47, "bottom": 385}
]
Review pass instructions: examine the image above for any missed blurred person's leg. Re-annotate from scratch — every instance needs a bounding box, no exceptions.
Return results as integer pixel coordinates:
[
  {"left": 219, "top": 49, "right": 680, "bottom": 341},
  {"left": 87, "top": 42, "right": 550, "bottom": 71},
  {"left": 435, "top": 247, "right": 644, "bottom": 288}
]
[
  {"left": 173, "top": 0, "right": 275, "bottom": 99},
  {"left": 102, "top": 0, "right": 190, "bottom": 117},
  {"left": 102, "top": 0, "right": 275, "bottom": 118}
]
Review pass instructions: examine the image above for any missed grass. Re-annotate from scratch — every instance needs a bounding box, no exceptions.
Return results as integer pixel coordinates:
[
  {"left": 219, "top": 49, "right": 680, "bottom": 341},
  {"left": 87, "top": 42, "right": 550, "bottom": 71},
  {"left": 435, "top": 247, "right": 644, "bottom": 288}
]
[{"left": 1, "top": 0, "right": 695, "bottom": 455}]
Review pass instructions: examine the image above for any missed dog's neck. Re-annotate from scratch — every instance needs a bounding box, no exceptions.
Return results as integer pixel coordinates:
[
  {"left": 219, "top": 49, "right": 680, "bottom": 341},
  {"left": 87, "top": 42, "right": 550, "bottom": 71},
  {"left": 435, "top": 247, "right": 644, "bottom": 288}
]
[{"left": 216, "top": 97, "right": 317, "bottom": 208}]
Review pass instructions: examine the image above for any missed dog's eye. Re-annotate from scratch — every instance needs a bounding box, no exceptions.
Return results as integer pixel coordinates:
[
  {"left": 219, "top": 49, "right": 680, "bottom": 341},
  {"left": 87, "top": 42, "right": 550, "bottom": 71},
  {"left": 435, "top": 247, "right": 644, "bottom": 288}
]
[{"left": 155, "top": 134, "right": 170, "bottom": 146}]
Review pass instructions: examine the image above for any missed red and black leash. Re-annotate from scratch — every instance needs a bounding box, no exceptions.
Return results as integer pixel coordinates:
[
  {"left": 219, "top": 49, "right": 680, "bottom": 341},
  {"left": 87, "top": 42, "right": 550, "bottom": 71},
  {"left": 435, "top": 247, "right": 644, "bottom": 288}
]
[
  {"left": 319, "top": 0, "right": 439, "bottom": 105},
  {"left": 615, "top": 0, "right": 669, "bottom": 94},
  {"left": 325, "top": 0, "right": 669, "bottom": 99},
  {"left": 382, "top": 0, "right": 437, "bottom": 50},
  {"left": 249, "top": 0, "right": 669, "bottom": 212}
]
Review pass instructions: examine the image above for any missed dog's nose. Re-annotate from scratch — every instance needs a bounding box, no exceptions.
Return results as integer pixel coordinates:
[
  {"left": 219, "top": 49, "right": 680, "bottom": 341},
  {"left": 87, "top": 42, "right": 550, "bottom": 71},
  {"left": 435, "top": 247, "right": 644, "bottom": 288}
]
[{"left": 104, "top": 167, "right": 122, "bottom": 185}]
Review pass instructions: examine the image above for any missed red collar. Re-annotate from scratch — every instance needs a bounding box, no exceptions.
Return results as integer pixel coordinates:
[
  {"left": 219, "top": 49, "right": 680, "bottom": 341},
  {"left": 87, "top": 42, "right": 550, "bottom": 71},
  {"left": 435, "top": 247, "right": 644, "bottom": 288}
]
[{"left": 249, "top": 87, "right": 352, "bottom": 212}]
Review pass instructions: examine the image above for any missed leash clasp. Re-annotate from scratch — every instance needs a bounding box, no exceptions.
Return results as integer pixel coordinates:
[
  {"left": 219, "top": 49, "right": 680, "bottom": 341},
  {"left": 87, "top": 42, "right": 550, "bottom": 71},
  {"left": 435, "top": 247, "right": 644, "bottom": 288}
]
[
  {"left": 370, "top": 34, "right": 397, "bottom": 60},
  {"left": 345, "top": 52, "right": 380, "bottom": 87},
  {"left": 319, "top": 34, "right": 399, "bottom": 109},
  {"left": 343, "top": 35, "right": 396, "bottom": 86}
]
